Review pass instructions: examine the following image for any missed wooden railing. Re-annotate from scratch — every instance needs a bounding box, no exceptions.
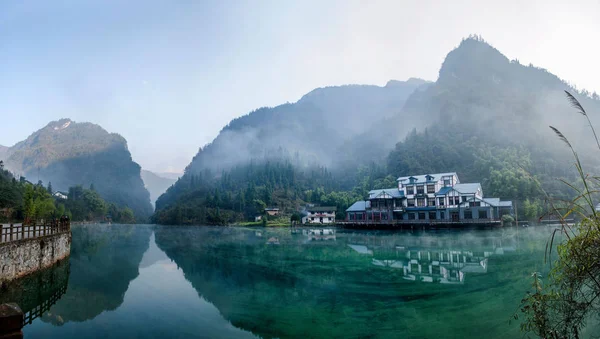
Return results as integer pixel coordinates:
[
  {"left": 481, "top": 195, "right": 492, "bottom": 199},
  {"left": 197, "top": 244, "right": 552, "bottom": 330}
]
[
  {"left": 23, "top": 284, "right": 68, "bottom": 326},
  {"left": 0, "top": 220, "right": 71, "bottom": 244}
]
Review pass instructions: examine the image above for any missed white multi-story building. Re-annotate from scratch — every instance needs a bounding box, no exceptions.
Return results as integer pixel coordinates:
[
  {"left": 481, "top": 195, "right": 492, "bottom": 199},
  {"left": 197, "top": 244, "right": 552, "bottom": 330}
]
[
  {"left": 302, "top": 206, "right": 337, "bottom": 224},
  {"left": 346, "top": 172, "right": 512, "bottom": 223}
]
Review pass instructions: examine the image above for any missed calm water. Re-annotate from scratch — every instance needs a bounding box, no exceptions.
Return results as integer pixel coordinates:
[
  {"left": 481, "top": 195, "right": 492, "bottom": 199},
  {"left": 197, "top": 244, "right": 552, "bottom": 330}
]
[{"left": 1, "top": 224, "right": 558, "bottom": 338}]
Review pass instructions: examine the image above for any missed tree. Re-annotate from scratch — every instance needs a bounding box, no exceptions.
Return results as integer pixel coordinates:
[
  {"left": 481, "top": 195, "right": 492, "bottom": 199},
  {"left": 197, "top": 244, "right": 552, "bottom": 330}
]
[{"left": 47, "top": 181, "right": 53, "bottom": 194}]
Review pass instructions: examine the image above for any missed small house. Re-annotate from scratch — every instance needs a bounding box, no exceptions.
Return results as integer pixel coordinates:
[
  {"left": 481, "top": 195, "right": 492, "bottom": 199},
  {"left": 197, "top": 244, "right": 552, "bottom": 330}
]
[
  {"left": 53, "top": 191, "right": 68, "bottom": 200},
  {"left": 302, "top": 206, "right": 337, "bottom": 224},
  {"left": 264, "top": 208, "right": 279, "bottom": 216}
]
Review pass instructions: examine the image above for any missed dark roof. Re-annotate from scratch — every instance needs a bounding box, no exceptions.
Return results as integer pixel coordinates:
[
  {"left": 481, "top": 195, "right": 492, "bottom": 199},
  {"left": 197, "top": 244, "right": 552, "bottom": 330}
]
[
  {"left": 368, "top": 188, "right": 404, "bottom": 199},
  {"left": 454, "top": 183, "right": 482, "bottom": 194},
  {"left": 346, "top": 201, "right": 367, "bottom": 212},
  {"left": 397, "top": 172, "right": 457, "bottom": 183},
  {"left": 307, "top": 206, "right": 337, "bottom": 212},
  {"left": 435, "top": 187, "right": 453, "bottom": 196}
]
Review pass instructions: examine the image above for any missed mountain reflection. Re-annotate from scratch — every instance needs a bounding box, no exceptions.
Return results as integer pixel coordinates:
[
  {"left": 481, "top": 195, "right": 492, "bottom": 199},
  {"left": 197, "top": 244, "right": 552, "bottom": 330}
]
[
  {"left": 154, "top": 226, "right": 528, "bottom": 339},
  {"left": 40, "top": 224, "right": 152, "bottom": 323}
]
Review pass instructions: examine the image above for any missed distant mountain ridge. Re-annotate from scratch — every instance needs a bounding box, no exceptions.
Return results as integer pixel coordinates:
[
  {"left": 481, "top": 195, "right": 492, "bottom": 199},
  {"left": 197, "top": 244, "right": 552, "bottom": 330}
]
[
  {"left": 185, "top": 78, "right": 429, "bottom": 174},
  {"left": 141, "top": 170, "right": 176, "bottom": 207},
  {"left": 1, "top": 119, "right": 153, "bottom": 220}
]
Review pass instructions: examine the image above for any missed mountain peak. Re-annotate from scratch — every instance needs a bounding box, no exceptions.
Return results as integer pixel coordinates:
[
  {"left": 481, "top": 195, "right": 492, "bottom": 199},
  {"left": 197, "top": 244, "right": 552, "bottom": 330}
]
[{"left": 438, "top": 36, "right": 509, "bottom": 82}]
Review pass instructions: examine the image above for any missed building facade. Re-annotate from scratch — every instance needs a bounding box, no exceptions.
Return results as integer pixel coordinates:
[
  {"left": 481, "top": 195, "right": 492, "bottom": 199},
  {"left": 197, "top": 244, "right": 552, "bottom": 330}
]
[
  {"left": 302, "top": 206, "right": 337, "bottom": 224},
  {"left": 346, "top": 172, "right": 512, "bottom": 223}
]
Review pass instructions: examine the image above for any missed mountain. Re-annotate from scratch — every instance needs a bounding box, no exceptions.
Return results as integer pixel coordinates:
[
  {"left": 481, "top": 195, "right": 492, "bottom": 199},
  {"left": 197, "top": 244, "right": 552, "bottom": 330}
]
[
  {"left": 3, "top": 119, "right": 153, "bottom": 221},
  {"left": 154, "top": 36, "right": 600, "bottom": 225},
  {"left": 141, "top": 170, "right": 176, "bottom": 207},
  {"left": 385, "top": 36, "right": 600, "bottom": 202},
  {"left": 156, "top": 172, "right": 182, "bottom": 180},
  {"left": 0, "top": 145, "right": 7, "bottom": 159},
  {"left": 185, "top": 78, "right": 429, "bottom": 174}
]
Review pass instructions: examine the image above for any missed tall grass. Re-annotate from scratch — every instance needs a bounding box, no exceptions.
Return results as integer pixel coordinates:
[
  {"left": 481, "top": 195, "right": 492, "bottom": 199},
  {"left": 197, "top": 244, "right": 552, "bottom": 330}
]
[{"left": 518, "top": 91, "right": 600, "bottom": 339}]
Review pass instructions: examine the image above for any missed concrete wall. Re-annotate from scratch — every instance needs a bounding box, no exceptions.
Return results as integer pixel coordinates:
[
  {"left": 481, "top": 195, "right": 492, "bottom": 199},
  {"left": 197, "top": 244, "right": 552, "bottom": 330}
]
[{"left": 0, "top": 232, "right": 71, "bottom": 285}]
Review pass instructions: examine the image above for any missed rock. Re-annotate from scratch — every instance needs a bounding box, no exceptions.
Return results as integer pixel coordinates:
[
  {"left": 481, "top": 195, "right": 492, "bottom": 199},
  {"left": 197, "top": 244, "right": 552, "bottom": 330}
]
[{"left": 0, "top": 303, "right": 23, "bottom": 335}]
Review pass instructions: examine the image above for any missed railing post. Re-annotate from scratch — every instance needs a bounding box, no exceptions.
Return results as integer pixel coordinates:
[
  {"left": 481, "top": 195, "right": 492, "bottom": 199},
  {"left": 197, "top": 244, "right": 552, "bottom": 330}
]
[
  {"left": 33, "top": 224, "right": 36, "bottom": 238},
  {"left": 9, "top": 224, "right": 13, "bottom": 242}
]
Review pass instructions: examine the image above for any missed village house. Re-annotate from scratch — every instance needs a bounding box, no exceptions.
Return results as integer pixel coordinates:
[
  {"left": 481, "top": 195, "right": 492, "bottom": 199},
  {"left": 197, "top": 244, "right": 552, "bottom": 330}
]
[
  {"left": 346, "top": 172, "right": 512, "bottom": 223},
  {"left": 53, "top": 191, "right": 68, "bottom": 200},
  {"left": 264, "top": 207, "right": 279, "bottom": 216},
  {"left": 302, "top": 206, "right": 337, "bottom": 224}
]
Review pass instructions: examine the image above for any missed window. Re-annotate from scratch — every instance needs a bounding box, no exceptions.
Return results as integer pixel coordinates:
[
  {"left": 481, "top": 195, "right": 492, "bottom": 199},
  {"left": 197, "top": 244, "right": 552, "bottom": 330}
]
[
  {"left": 464, "top": 211, "right": 472, "bottom": 219},
  {"left": 417, "top": 198, "right": 425, "bottom": 207},
  {"left": 438, "top": 197, "right": 445, "bottom": 206},
  {"left": 408, "top": 213, "right": 416, "bottom": 220},
  {"left": 428, "top": 199, "right": 436, "bottom": 207},
  {"left": 472, "top": 201, "right": 481, "bottom": 207},
  {"left": 440, "top": 211, "right": 445, "bottom": 219},
  {"left": 462, "top": 196, "right": 468, "bottom": 203},
  {"left": 429, "top": 212, "right": 436, "bottom": 220},
  {"left": 427, "top": 184, "right": 435, "bottom": 194},
  {"left": 406, "top": 185, "right": 414, "bottom": 195},
  {"left": 416, "top": 185, "right": 424, "bottom": 195},
  {"left": 478, "top": 210, "right": 488, "bottom": 219},
  {"left": 418, "top": 212, "right": 426, "bottom": 220},
  {"left": 454, "top": 196, "right": 460, "bottom": 205},
  {"left": 311, "top": 217, "right": 315, "bottom": 221},
  {"left": 407, "top": 198, "right": 415, "bottom": 207},
  {"left": 444, "top": 179, "right": 450, "bottom": 187}
]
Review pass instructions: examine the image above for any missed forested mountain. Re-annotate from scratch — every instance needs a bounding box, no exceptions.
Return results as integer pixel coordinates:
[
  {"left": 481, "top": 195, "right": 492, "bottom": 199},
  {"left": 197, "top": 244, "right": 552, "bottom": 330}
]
[
  {"left": 154, "top": 36, "right": 600, "bottom": 225},
  {"left": 387, "top": 36, "right": 600, "bottom": 204},
  {"left": 186, "top": 79, "right": 428, "bottom": 174},
  {"left": 141, "top": 170, "right": 176, "bottom": 207},
  {"left": 1, "top": 119, "right": 153, "bottom": 221}
]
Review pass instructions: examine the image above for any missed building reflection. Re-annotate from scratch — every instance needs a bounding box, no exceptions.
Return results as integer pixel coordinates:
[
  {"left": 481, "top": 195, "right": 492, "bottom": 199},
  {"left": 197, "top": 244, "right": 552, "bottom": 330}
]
[{"left": 347, "top": 231, "right": 515, "bottom": 283}]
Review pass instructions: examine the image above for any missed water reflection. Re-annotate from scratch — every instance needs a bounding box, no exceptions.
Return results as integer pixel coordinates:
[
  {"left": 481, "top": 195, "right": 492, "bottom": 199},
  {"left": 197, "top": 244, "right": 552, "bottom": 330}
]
[
  {"left": 0, "top": 257, "right": 69, "bottom": 327},
  {"left": 40, "top": 224, "right": 152, "bottom": 323},
  {"left": 346, "top": 232, "right": 516, "bottom": 284},
  {"left": 1, "top": 225, "right": 552, "bottom": 339},
  {"left": 154, "top": 226, "right": 539, "bottom": 339}
]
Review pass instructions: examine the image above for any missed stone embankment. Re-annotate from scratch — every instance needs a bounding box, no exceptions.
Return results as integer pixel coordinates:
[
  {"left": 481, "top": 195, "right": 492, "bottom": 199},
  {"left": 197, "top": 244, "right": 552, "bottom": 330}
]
[{"left": 0, "top": 222, "right": 71, "bottom": 285}]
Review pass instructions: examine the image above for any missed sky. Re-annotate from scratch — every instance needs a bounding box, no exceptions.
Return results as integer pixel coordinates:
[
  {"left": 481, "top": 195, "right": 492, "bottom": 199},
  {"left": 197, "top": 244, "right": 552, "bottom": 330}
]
[{"left": 1, "top": 0, "right": 599, "bottom": 173}]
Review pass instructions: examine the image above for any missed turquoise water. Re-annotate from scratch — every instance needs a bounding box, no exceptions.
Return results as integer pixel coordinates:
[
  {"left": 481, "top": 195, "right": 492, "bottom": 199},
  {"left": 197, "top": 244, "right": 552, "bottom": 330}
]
[{"left": 1, "top": 224, "right": 556, "bottom": 338}]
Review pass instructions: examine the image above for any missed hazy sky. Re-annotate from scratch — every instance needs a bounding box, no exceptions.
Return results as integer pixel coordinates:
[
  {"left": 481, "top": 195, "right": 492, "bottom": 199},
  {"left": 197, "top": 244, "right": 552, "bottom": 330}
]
[{"left": 1, "top": 0, "right": 599, "bottom": 173}]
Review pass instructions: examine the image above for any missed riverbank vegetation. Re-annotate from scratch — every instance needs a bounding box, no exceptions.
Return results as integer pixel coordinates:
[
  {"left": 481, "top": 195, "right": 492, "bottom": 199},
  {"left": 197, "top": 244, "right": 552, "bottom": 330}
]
[{"left": 518, "top": 92, "right": 600, "bottom": 338}]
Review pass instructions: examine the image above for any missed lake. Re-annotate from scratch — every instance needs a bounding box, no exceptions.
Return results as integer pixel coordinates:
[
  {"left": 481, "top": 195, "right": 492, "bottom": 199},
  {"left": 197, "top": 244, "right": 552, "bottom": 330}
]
[{"left": 1, "top": 224, "right": 557, "bottom": 338}]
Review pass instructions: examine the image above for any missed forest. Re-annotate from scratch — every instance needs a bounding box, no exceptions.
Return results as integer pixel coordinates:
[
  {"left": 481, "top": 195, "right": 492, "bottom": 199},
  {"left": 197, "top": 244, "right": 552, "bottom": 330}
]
[
  {"left": 0, "top": 160, "right": 136, "bottom": 224},
  {"left": 153, "top": 37, "right": 600, "bottom": 225}
]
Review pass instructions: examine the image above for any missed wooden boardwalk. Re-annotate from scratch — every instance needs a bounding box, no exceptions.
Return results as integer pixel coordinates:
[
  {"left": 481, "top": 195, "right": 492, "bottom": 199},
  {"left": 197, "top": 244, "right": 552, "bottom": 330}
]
[{"left": 337, "top": 219, "right": 503, "bottom": 229}]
